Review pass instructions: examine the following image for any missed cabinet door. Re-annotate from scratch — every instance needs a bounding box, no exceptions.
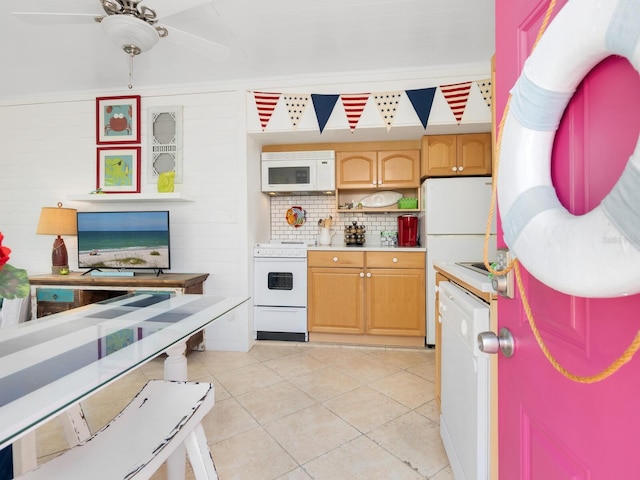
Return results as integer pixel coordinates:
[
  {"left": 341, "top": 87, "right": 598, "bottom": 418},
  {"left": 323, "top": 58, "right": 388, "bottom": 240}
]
[
  {"left": 366, "top": 268, "right": 425, "bottom": 336},
  {"left": 308, "top": 267, "right": 365, "bottom": 334},
  {"left": 377, "top": 150, "right": 420, "bottom": 188},
  {"left": 336, "top": 151, "right": 377, "bottom": 189},
  {"left": 457, "top": 133, "right": 492, "bottom": 175},
  {"left": 421, "top": 135, "right": 457, "bottom": 177}
]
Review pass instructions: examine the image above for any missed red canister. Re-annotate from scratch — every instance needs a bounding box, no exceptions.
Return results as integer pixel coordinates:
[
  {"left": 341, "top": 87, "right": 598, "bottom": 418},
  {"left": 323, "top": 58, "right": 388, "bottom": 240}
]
[{"left": 397, "top": 215, "right": 418, "bottom": 247}]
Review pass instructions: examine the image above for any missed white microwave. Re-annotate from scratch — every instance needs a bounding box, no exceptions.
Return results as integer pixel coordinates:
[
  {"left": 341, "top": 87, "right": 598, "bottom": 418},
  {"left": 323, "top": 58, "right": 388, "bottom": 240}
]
[{"left": 261, "top": 150, "right": 335, "bottom": 194}]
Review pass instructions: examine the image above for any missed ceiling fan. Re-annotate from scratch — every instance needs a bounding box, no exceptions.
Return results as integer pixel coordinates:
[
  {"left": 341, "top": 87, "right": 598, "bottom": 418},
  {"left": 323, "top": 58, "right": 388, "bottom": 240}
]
[{"left": 13, "top": 0, "right": 231, "bottom": 88}]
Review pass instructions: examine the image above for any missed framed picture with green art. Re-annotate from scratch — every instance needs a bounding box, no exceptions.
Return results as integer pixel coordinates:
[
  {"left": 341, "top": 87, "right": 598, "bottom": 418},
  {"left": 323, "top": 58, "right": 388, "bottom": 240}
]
[
  {"left": 96, "top": 95, "right": 141, "bottom": 144},
  {"left": 96, "top": 146, "right": 141, "bottom": 193}
]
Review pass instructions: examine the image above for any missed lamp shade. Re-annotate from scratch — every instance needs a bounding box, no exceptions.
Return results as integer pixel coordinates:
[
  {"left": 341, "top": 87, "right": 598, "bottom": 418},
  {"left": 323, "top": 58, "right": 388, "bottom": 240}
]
[{"left": 36, "top": 204, "right": 77, "bottom": 236}]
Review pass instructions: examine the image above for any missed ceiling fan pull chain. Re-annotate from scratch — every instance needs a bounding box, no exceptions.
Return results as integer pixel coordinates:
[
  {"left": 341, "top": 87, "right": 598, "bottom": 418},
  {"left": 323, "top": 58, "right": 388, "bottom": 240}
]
[{"left": 128, "top": 52, "right": 135, "bottom": 89}]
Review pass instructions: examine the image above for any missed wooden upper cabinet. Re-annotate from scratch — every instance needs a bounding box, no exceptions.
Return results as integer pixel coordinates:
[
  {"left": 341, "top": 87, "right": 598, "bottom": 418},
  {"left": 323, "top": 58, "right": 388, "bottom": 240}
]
[
  {"left": 421, "top": 133, "right": 492, "bottom": 177},
  {"left": 378, "top": 150, "right": 420, "bottom": 188},
  {"left": 337, "top": 149, "right": 420, "bottom": 189},
  {"left": 336, "top": 151, "right": 377, "bottom": 189}
]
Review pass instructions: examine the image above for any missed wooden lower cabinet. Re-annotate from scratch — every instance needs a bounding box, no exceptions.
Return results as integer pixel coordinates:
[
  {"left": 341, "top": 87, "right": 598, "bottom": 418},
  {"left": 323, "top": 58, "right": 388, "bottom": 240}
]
[{"left": 308, "top": 250, "right": 425, "bottom": 346}]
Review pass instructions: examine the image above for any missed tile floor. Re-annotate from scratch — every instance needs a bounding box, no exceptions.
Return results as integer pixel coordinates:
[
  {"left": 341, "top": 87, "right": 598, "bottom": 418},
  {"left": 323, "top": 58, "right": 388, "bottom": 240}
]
[{"left": 35, "top": 342, "right": 454, "bottom": 480}]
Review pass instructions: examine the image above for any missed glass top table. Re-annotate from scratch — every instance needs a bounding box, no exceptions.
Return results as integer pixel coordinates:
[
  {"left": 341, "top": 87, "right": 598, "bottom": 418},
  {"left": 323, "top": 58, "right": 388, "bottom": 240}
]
[{"left": 0, "top": 292, "right": 248, "bottom": 453}]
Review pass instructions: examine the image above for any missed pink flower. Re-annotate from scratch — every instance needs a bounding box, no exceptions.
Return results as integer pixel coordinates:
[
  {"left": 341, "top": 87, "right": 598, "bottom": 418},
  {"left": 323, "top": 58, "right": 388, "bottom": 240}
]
[{"left": 0, "top": 233, "right": 11, "bottom": 272}]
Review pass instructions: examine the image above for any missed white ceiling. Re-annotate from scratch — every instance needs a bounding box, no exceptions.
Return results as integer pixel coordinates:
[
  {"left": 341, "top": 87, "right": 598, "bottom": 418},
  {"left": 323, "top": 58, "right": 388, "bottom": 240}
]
[{"left": 0, "top": 0, "right": 495, "bottom": 101}]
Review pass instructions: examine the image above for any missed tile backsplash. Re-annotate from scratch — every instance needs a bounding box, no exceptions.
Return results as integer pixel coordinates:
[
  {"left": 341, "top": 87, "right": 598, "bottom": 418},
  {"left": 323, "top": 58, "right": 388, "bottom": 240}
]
[{"left": 270, "top": 195, "right": 406, "bottom": 246}]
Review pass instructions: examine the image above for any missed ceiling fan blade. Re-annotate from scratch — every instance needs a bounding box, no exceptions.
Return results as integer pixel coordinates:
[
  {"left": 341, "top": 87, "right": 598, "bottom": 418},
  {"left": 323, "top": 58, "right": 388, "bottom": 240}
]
[
  {"left": 164, "top": 26, "right": 230, "bottom": 63},
  {"left": 12, "top": 12, "right": 100, "bottom": 25},
  {"left": 148, "top": 0, "right": 214, "bottom": 21}
]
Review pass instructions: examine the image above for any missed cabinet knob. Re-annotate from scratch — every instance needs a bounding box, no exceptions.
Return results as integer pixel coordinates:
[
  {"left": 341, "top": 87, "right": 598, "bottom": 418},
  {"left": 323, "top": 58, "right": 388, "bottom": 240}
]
[
  {"left": 458, "top": 166, "right": 464, "bottom": 172},
  {"left": 372, "top": 181, "right": 377, "bottom": 186},
  {"left": 451, "top": 166, "right": 457, "bottom": 172},
  {"left": 333, "top": 257, "right": 339, "bottom": 262},
  {"left": 366, "top": 272, "right": 372, "bottom": 278},
  {"left": 392, "top": 257, "right": 398, "bottom": 263},
  {"left": 360, "top": 272, "right": 365, "bottom": 277}
]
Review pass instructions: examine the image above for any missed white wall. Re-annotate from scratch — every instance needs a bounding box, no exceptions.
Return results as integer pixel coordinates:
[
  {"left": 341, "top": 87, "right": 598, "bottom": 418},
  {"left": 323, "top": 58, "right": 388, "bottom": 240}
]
[{"left": 0, "top": 63, "right": 490, "bottom": 352}]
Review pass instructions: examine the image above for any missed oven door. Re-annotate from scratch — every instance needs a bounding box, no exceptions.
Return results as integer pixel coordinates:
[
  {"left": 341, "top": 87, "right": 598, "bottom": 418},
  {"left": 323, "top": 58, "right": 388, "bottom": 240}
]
[{"left": 253, "top": 257, "right": 307, "bottom": 307}]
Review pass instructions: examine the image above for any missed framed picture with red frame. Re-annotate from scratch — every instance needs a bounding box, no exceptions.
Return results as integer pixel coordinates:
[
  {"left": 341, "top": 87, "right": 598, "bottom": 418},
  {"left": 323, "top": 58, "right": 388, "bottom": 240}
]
[
  {"left": 96, "top": 95, "right": 141, "bottom": 144},
  {"left": 96, "top": 146, "right": 141, "bottom": 193}
]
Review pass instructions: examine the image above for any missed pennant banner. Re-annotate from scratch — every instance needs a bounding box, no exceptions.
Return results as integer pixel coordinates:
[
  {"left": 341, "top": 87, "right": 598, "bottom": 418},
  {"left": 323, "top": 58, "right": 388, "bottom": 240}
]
[
  {"left": 374, "top": 92, "right": 402, "bottom": 132},
  {"left": 440, "top": 82, "right": 472, "bottom": 124},
  {"left": 341, "top": 94, "right": 370, "bottom": 132},
  {"left": 311, "top": 94, "right": 340, "bottom": 133},
  {"left": 476, "top": 79, "right": 492, "bottom": 109},
  {"left": 283, "top": 94, "right": 310, "bottom": 131},
  {"left": 253, "top": 91, "right": 281, "bottom": 131},
  {"left": 406, "top": 87, "right": 436, "bottom": 129}
]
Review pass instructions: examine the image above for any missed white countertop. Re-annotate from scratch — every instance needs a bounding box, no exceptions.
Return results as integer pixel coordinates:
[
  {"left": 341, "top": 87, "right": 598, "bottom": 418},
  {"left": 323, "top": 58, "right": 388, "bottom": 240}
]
[
  {"left": 433, "top": 261, "right": 495, "bottom": 293},
  {"left": 308, "top": 245, "right": 426, "bottom": 252}
]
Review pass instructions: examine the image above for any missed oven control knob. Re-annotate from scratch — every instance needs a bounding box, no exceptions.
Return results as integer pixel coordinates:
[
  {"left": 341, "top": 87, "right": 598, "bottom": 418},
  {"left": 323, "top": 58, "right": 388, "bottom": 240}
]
[{"left": 477, "top": 328, "right": 515, "bottom": 358}]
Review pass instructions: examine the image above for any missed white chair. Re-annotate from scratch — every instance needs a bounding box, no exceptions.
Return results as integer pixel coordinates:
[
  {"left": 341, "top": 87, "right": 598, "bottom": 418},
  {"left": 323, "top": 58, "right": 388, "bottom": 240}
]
[
  {"left": 16, "top": 380, "right": 219, "bottom": 480},
  {"left": 0, "top": 294, "right": 31, "bottom": 328}
]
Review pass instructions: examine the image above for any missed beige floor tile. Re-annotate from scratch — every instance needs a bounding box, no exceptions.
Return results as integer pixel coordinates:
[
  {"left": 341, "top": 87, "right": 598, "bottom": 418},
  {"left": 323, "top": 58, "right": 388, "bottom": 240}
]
[
  {"left": 210, "top": 427, "right": 298, "bottom": 480},
  {"left": 288, "top": 365, "right": 365, "bottom": 402},
  {"left": 304, "top": 345, "right": 369, "bottom": 365},
  {"left": 369, "top": 370, "right": 436, "bottom": 409},
  {"left": 214, "top": 362, "right": 284, "bottom": 396},
  {"left": 340, "top": 354, "right": 401, "bottom": 383},
  {"left": 407, "top": 354, "right": 437, "bottom": 382},
  {"left": 304, "top": 435, "right": 424, "bottom": 480},
  {"left": 200, "top": 397, "right": 259, "bottom": 444},
  {"left": 323, "top": 385, "right": 410, "bottom": 433},
  {"left": 368, "top": 410, "right": 449, "bottom": 478},
  {"left": 431, "top": 465, "right": 455, "bottom": 480},
  {"left": 265, "top": 404, "right": 361, "bottom": 464},
  {"left": 198, "top": 350, "right": 259, "bottom": 375},
  {"left": 368, "top": 348, "right": 435, "bottom": 370},
  {"left": 415, "top": 398, "right": 440, "bottom": 424},
  {"left": 263, "top": 352, "right": 326, "bottom": 379},
  {"left": 235, "top": 380, "right": 315, "bottom": 425},
  {"left": 248, "top": 342, "right": 305, "bottom": 362},
  {"left": 275, "top": 467, "right": 313, "bottom": 479}
]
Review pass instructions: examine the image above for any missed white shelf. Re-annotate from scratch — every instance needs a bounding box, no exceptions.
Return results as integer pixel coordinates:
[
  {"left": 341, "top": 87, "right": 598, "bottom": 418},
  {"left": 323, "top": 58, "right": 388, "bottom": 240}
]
[{"left": 67, "top": 193, "right": 193, "bottom": 203}]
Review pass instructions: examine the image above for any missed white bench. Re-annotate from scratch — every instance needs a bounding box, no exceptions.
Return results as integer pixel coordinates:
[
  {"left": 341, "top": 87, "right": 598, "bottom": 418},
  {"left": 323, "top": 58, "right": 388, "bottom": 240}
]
[{"left": 16, "top": 380, "right": 218, "bottom": 480}]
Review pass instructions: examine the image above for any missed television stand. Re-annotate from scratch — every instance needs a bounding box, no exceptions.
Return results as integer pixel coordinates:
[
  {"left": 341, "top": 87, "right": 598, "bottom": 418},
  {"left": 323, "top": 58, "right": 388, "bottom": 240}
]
[{"left": 28, "top": 272, "right": 210, "bottom": 351}]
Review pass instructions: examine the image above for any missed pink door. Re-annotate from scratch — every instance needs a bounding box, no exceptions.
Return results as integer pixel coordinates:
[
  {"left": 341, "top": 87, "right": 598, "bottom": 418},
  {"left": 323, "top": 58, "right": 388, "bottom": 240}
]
[{"left": 495, "top": 0, "right": 640, "bottom": 478}]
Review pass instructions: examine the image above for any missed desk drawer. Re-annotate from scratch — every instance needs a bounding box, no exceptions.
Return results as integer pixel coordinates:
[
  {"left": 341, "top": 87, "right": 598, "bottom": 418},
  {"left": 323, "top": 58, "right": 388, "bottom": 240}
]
[{"left": 36, "top": 288, "right": 75, "bottom": 303}]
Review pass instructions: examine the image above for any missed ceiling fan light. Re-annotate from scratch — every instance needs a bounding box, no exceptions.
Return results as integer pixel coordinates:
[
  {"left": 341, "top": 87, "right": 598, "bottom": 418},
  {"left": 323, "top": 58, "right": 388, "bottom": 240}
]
[{"left": 101, "top": 15, "right": 159, "bottom": 54}]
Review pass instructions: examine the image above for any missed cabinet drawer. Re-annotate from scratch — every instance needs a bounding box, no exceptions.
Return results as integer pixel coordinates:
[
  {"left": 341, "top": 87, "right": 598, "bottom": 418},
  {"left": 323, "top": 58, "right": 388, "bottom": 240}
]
[
  {"left": 36, "top": 288, "right": 75, "bottom": 303},
  {"left": 366, "top": 251, "right": 425, "bottom": 268},
  {"left": 308, "top": 251, "right": 365, "bottom": 268}
]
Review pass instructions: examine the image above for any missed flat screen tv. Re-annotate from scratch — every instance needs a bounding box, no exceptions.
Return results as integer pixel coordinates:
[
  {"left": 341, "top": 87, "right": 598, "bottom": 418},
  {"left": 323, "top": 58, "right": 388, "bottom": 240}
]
[{"left": 77, "top": 211, "right": 170, "bottom": 273}]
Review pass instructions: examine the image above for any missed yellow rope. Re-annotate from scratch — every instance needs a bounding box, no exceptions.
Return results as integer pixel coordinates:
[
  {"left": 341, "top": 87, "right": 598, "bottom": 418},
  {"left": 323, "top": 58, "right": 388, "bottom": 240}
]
[{"left": 483, "top": 0, "right": 640, "bottom": 382}]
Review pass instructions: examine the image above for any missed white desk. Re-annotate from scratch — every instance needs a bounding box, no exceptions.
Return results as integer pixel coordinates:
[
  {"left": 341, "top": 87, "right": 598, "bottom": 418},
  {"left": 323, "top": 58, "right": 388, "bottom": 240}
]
[{"left": 0, "top": 292, "right": 248, "bottom": 478}]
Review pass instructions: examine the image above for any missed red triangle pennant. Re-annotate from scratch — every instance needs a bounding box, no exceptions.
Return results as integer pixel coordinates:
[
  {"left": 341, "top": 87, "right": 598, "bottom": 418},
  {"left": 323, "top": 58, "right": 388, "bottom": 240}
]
[
  {"left": 440, "top": 82, "right": 472, "bottom": 124},
  {"left": 253, "top": 91, "right": 281, "bottom": 131},
  {"left": 341, "top": 94, "right": 370, "bottom": 132}
]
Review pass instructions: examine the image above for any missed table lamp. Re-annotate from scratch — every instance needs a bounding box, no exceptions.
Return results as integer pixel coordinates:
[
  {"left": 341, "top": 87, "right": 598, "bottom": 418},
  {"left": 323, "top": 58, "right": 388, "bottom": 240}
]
[{"left": 36, "top": 202, "right": 77, "bottom": 274}]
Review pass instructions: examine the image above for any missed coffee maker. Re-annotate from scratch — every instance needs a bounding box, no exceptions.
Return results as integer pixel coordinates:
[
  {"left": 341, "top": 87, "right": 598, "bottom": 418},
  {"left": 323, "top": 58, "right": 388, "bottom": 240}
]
[{"left": 397, "top": 214, "right": 418, "bottom": 247}]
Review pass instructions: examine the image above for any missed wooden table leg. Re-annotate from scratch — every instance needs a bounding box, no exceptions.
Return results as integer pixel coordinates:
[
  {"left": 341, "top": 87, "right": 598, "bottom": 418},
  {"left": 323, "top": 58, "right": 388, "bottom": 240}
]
[{"left": 164, "top": 341, "right": 188, "bottom": 480}]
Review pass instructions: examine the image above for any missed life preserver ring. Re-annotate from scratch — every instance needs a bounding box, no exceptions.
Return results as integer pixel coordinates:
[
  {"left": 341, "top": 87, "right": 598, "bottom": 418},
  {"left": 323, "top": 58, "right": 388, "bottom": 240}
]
[{"left": 498, "top": 0, "right": 640, "bottom": 298}]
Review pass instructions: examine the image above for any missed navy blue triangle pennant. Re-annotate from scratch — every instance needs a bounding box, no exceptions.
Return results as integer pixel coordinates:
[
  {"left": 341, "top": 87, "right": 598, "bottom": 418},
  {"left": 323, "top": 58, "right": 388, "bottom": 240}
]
[
  {"left": 406, "top": 87, "right": 436, "bottom": 129},
  {"left": 311, "top": 94, "right": 340, "bottom": 133}
]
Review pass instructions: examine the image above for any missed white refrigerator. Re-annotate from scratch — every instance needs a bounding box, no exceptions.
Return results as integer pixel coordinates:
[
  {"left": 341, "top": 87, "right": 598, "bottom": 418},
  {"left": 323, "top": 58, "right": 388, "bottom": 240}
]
[{"left": 420, "top": 177, "right": 497, "bottom": 345}]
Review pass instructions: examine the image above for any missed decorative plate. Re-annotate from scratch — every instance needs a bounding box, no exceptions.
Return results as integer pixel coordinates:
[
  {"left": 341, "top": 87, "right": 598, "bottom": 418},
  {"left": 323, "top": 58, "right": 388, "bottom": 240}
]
[
  {"left": 286, "top": 206, "right": 306, "bottom": 228},
  {"left": 359, "top": 191, "right": 403, "bottom": 208}
]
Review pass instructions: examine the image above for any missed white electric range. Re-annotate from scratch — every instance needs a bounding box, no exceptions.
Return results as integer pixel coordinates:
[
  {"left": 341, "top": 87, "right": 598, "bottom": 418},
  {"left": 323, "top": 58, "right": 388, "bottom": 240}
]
[{"left": 253, "top": 242, "right": 308, "bottom": 341}]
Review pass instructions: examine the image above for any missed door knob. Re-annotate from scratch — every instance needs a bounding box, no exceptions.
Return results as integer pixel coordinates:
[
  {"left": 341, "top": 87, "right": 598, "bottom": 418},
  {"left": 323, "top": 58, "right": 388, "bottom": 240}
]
[{"left": 477, "top": 327, "right": 515, "bottom": 357}]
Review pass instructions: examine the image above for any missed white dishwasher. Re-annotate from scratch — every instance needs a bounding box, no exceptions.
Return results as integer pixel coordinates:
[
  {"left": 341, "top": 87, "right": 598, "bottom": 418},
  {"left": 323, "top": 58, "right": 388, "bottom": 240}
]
[{"left": 438, "top": 280, "right": 490, "bottom": 480}]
